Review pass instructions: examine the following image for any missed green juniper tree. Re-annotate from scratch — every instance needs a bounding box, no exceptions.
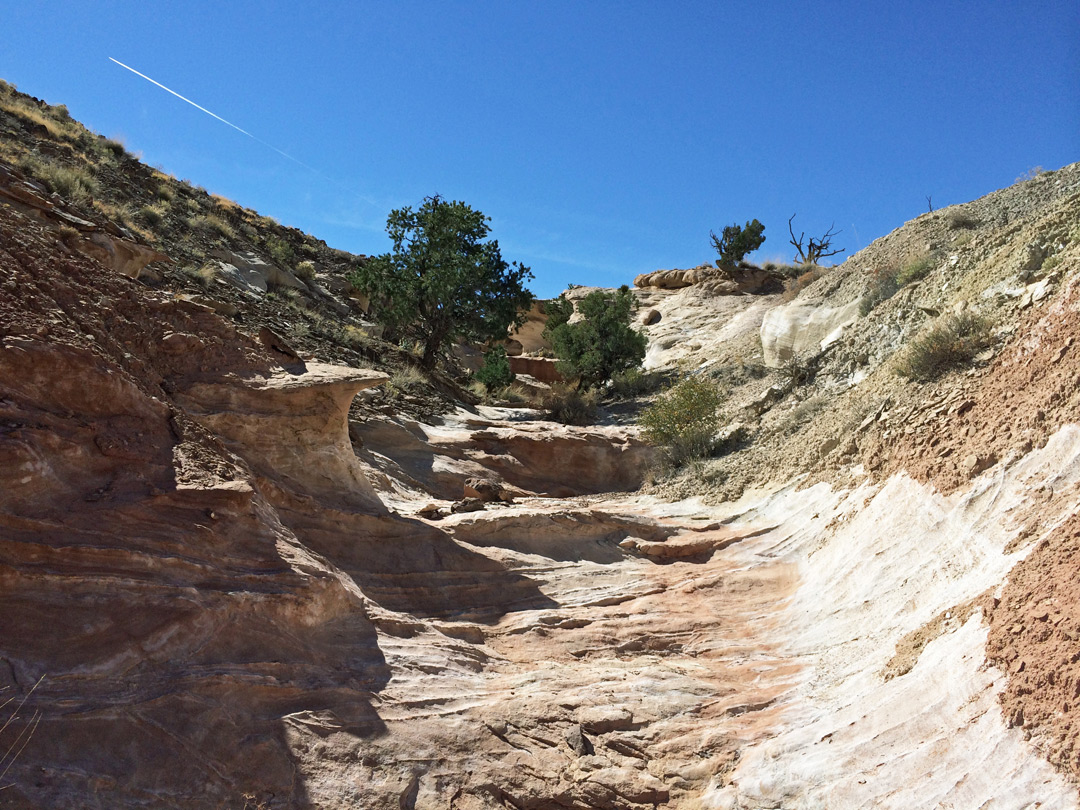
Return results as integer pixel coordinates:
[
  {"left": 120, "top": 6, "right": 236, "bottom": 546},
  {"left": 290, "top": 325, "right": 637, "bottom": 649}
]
[
  {"left": 352, "top": 195, "right": 533, "bottom": 368},
  {"left": 543, "top": 285, "right": 647, "bottom": 388}
]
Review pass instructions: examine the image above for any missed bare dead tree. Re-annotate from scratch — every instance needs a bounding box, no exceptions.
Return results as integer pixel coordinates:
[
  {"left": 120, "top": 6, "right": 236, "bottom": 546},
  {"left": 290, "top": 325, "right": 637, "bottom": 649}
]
[{"left": 788, "top": 214, "right": 845, "bottom": 265}]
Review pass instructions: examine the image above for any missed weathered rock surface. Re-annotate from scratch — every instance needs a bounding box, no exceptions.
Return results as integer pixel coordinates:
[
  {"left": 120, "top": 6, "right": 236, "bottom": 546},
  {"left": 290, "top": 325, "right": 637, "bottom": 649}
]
[
  {"left": 210, "top": 248, "right": 310, "bottom": 293},
  {"left": 177, "top": 363, "right": 389, "bottom": 512},
  {"left": 0, "top": 158, "right": 170, "bottom": 278},
  {"left": 354, "top": 408, "right": 658, "bottom": 503},
  {"left": 759, "top": 296, "right": 862, "bottom": 367},
  {"left": 635, "top": 262, "right": 783, "bottom": 295}
]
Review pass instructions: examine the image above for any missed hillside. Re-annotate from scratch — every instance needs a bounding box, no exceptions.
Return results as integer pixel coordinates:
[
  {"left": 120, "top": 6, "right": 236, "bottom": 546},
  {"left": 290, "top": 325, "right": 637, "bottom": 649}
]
[{"left": 2, "top": 80, "right": 1080, "bottom": 809}]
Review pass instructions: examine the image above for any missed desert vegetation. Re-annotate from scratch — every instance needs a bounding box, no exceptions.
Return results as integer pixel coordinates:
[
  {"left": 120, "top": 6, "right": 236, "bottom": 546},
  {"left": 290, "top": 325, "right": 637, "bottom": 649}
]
[
  {"left": 543, "top": 285, "right": 647, "bottom": 389},
  {"left": 351, "top": 195, "right": 534, "bottom": 369},
  {"left": 894, "top": 310, "right": 993, "bottom": 381},
  {"left": 710, "top": 218, "right": 766, "bottom": 268},
  {"left": 640, "top": 376, "right": 724, "bottom": 466}
]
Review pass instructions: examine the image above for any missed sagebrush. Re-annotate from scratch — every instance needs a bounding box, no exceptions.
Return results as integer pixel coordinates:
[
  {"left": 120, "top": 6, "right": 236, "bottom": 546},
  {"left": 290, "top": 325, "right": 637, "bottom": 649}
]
[
  {"left": 895, "top": 311, "right": 993, "bottom": 381},
  {"left": 640, "top": 376, "right": 723, "bottom": 465}
]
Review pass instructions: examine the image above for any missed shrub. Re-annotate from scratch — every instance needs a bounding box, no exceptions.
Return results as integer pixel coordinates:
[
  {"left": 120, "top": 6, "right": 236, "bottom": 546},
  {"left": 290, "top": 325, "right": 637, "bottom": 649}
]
[
  {"left": 265, "top": 236, "right": 295, "bottom": 267},
  {"left": 37, "top": 162, "right": 97, "bottom": 202},
  {"left": 182, "top": 263, "right": 220, "bottom": 289},
  {"left": 544, "top": 286, "right": 647, "bottom": 388},
  {"left": 609, "top": 368, "right": 664, "bottom": 399},
  {"left": 474, "top": 345, "right": 515, "bottom": 390},
  {"left": 711, "top": 219, "right": 766, "bottom": 268},
  {"left": 295, "top": 259, "right": 316, "bottom": 281},
  {"left": 860, "top": 264, "right": 901, "bottom": 315},
  {"left": 542, "top": 384, "right": 599, "bottom": 425},
  {"left": 895, "top": 311, "right": 993, "bottom": 381},
  {"left": 945, "top": 210, "right": 979, "bottom": 230},
  {"left": 895, "top": 255, "right": 935, "bottom": 287},
  {"left": 781, "top": 265, "right": 828, "bottom": 302},
  {"left": 188, "top": 213, "right": 235, "bottom": 240},
  {"left": 139, "top": 204, "right": 166, "bottom": 228},
  {"left": 762, "top": 262, "right": 805, "bottom": 279},
  {"left": 102, "top": 138, "right": 127, "bottom": 160},
  {"left": 640, "top": 376, "right": 723, "bottom": 465},
  {"left": 861, "top": 255, "right": 935, "bottom": 315},
  {"left": 387, "top": 366, "right": 428, "bottom": 398}
]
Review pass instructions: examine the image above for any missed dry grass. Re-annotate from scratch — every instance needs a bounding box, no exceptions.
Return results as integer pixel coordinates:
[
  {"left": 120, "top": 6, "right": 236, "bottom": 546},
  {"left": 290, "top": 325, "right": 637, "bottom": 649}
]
[
  {"left": 895, "top": 311, "right": 993, "bottom": 381},
  {"left": 780, "top": 265, "right": 828, "bottom": 302},
  {"left": 187, "top": 213, "right": 236, "bottom": 240},
  {"left": 387, "top": 366, "right": 429, "bottom": 398},
  {"left": 35, "top": 161, "right": 98, "bottom": 202},
  {"left": 542, "top": 384, "right": 599, "bottom": 425}
]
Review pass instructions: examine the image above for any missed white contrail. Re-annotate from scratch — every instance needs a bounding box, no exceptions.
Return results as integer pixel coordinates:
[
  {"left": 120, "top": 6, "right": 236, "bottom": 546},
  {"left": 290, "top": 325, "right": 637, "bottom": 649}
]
[
  {"left": 109, "top": 57, "right": 252, "bottom": 136},
  {"left": 108, "top": 57, "right": 327, "bottom": 177}
]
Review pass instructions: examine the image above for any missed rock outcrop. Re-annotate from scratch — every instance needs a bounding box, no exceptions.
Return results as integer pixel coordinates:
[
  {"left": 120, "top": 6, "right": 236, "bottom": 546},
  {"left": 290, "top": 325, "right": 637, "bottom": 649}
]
[
  {"left": 635, "top": 262, "right": 783, "bottom": 295},
  {"left": 759, "top": 296, "right": 862, "bottom": 367},
  {"left": 177, "top": 363, "right": 389, "bottom": 512},
  {"left": 0, "top": 159, "right": 170, "bottom": 278}
]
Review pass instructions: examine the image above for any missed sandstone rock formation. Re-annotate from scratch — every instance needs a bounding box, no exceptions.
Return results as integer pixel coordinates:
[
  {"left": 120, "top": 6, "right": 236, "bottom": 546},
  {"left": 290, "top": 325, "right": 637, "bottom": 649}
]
[
  {"left": 210, "top": 248, "right": 311, "bottom": 294},
  {"left": 759, "top": 296, "right": 862, "bottom": 367},
  {"left": 0, "top": 159, "right": 170, "bottom": 278},
  {"left": 634, "top": 262, "right": 783, "bottom": 295}
]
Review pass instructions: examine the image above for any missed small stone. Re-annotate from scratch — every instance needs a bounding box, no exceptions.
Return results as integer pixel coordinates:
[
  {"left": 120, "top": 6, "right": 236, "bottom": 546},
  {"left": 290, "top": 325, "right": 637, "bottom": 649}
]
[
  {"left": 578, "top": 706, "right": 635, "bottom": 734},
  {"left": 417, "top": 503, "right": 445, "bottom": 520},
  {"left": 451, "top": 498, "right": 487, "bottom": 514},
  {"left": 564, "top": 724, "right": 594, "bottom": 756},
  {"left": 161, "top": 332, "right": 204, "bottom": 354},
  {"left": 640, "top": 308, "right": 661, "bottom": 326}
]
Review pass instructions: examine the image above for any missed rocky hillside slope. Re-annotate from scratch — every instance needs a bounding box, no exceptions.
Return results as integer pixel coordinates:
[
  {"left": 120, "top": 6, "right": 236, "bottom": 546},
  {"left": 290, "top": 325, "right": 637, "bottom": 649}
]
[{"left": 2, "top": 81, "right": 1080, "bottom": 808}]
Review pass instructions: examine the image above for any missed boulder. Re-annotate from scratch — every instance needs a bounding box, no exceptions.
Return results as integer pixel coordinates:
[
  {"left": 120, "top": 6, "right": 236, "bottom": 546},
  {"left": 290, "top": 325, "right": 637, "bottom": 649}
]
[
  {"left": 640, "top": 308, "right": 661, "bottom": 325},
  {"left": 73, "top": 232, "right": 170, "bottom": 279},
  {"left": 211, "top": 249, "right": 309, "bottom": 294},
  {"left": 509, "top": 355, "right": 563, "bottom": 383}
]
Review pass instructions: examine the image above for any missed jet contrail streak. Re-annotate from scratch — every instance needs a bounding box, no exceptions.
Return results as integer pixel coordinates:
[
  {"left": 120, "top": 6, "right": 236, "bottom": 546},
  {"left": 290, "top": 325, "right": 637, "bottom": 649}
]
[
  {"left": 109, "top": 57, "right": 252, "bottom": 136},
  {"left": 108, "top": 57, "right": 332, "bottom": 180}
]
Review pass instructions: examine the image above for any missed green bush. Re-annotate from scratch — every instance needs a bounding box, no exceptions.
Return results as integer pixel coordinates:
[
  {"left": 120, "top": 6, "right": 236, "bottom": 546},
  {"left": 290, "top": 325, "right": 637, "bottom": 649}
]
[
  {"left": 295, "top": 259, "right": 316, "bottom": 281},
  {"left": 640, "top": 376, "right": 723, "bottom": 465},
  {"left": 351, "top": 195, "right": 533, "bottom": 369},
  {"left": 609, "top": 368, "right": 664, "bottom": 399},
  {"left": 475, "top": 345, "right": 515, "bottom": 391},
  {"left": 544, "top": 286, "right": 647, "bottom": 388},
  {"left": 895, "top": 311, "right": 993, "bottom": 381},
  {"left": 265, "top": 236, "right": 294, "bottom": 267},
  {"left": 711, "top": 219, "right": 766, "bottom": 268}
]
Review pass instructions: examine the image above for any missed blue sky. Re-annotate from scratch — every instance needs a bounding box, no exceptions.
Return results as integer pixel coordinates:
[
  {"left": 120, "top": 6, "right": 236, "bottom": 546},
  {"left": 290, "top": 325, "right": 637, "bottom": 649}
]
[{"left": 4, "top": 1, "right": 1077, "bottom": 298}]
